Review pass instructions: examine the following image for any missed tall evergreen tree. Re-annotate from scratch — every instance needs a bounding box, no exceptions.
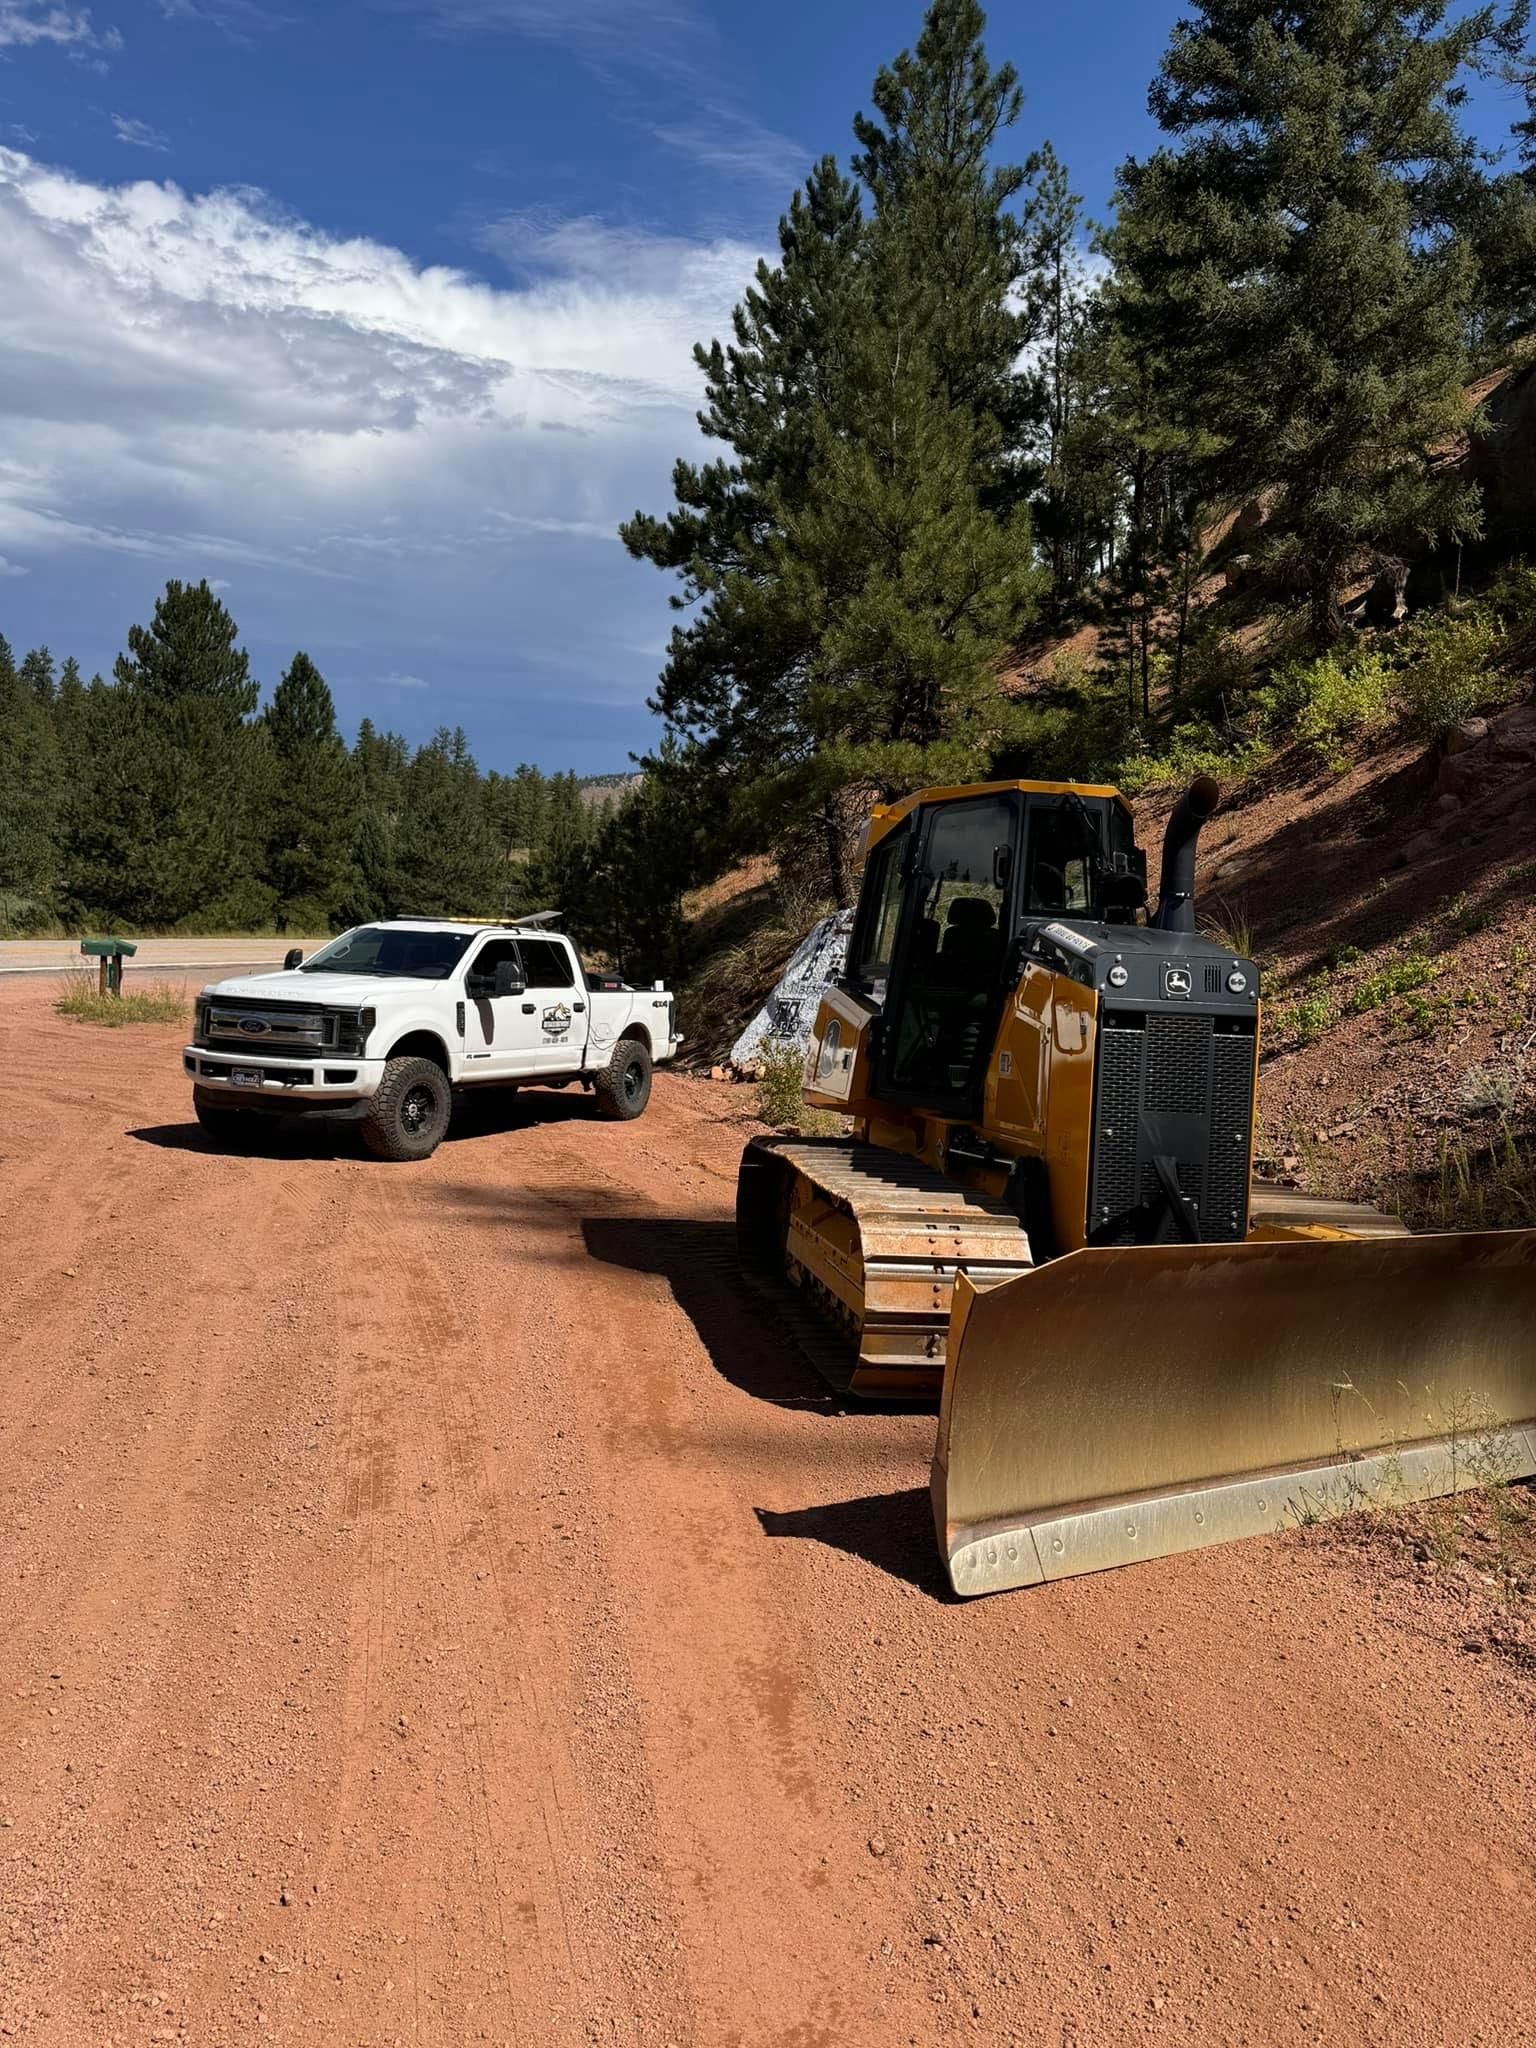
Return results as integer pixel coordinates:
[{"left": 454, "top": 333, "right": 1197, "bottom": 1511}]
[
  {"left": 261, "top": 652, "right": 359, "bottom": 930},
  {"left": 1023, "top": 144, "right": 1103, "bottom": 606},
  {"left": 18, "top": 645, "right": 56, "bottom": 706},
  {"left": 0, "top": 634, "right": 63, "bottom": 911},
  {"left": 393, "top": 728, "right": 505, "bottom": 917},
  {"left": 623, "top": 0, "right": 1043, "bottom": 899},
  {"left": 1117, "top": 0, "right": 1526, "bottom": 642},
  {"left": 68, "top": 581, "right": 267, "bottom": 925}
]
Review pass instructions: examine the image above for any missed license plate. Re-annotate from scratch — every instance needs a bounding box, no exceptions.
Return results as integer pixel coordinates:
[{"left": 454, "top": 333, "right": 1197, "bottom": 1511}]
[{"left": 228, "top": 1068, "right": 263, "bottom": 1088}]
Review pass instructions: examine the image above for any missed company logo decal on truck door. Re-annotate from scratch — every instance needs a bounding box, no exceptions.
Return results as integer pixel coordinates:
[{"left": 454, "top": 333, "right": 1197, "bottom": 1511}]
[{"left": 542, "top": 1002, "right": 572, "bottom": 1039}]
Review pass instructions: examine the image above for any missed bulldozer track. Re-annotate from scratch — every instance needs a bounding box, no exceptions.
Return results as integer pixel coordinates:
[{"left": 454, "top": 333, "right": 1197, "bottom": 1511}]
[{"left": 737, "top": 1136, "right": 1034, "bottom": 1398}]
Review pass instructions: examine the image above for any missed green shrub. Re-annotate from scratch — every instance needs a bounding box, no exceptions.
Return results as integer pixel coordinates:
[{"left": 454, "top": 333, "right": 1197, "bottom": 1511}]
[
  {"left": 1277, "top": 990, "right": 1335, "bottom": 1044},
  {"left": 1117, "top": 721, "right": 1272, "bottom": 795},
  {"left": 757, "top": 1039, "right": 809, "bottom": 1129},
  {"left": 1348, "top": 952, "right": 1438, "bottom": 1013},
  {"left": 172, "top": 880, "right": 279, "bottom": 935},
  {"left": 1258, "top": 647, "right": 1394, "bottom": 769},
  {"left": 1392, "top": 612, "right": 1511, "bottom": 735},
  {"left": 1484, "top": 559, "right": 1536, "bottom": 635}
]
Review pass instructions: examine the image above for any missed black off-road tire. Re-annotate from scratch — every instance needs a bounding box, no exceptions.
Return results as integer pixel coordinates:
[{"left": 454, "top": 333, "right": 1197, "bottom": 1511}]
[
  {"left": 361, "top": 1056, "right": 452, "bottom": 1161},
  {"left": 194, "top": 1095, "right": 254, "bottom": 1149},
  {"left": 594, "top": 1036, "right": 652, "bottom": 1122}
]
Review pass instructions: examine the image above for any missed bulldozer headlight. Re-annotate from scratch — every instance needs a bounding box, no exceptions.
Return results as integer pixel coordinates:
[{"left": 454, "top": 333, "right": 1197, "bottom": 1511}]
[{"left": 1227, "top": 970, "right": 1248, "bottom": 994}]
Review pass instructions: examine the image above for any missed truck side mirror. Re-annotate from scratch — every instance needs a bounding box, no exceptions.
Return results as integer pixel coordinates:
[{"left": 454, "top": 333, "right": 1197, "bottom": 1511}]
[
  {"left": 283, "top": 948, "right": 305, "bottom": 971},
  {"left": 493, "top": 961, "right": 525, "bottom": 998}
]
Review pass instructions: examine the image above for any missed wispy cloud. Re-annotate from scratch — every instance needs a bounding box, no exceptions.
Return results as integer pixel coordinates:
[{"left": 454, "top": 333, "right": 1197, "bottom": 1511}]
[
  {"left": 157, "top": 0, "right": 280, "bottom": 42},
  {"left": 386, "top": 671, "right": 430, "bottom": 689},
  {"left": 111, "top": 112, "right": 168, "bottom": 151},
  {"left": 0, "top": 552, "right": 27, "bottom": 577},
  {"left": 0, "top": 2, "right": 121, "bottom": 53},
  {"left": 651, "top": 104, "right": 806, "bottom": 187}
]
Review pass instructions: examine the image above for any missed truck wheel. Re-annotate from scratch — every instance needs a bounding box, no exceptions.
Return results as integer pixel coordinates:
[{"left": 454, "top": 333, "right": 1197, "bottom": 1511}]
[
  {"left": 361, "top": 1057, "right": 452, "bottom": 1161},
  {"left": 195, "top": 1097, "right": 252, "bottom": 1149},
  {"left": 595, "top": 1036, "right": 652, "bottom": 1121}
]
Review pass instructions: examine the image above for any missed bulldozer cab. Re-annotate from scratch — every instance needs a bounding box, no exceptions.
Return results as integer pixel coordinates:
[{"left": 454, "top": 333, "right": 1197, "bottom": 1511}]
[{"left": 851, "top": 786, "right": 1141, "bottom": 1114}]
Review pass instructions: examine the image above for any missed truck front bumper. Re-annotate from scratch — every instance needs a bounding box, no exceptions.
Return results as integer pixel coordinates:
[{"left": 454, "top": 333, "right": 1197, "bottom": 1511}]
[{"left": 185, "top": 1047, "right": 388, "bottom": 1115}]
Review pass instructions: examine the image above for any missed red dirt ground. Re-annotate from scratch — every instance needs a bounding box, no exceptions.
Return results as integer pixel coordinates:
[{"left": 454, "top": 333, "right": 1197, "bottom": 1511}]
[{"left": 3, "top": 979, "right": 1535, "bottom": 2047}]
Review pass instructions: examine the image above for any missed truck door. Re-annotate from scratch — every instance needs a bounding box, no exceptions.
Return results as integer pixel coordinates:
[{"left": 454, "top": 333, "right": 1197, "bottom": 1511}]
[
  {"left": 460, "top": 937, "right": 548, "bottom": 1079},
  {"left": 515, "top": 937, "right": 587, "bottom": 1072}
]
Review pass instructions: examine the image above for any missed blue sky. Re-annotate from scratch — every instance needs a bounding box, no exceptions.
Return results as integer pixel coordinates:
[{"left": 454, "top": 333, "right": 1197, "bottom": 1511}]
[{"left": 0, "top": 1, "right": 1527, "bottom": 775}]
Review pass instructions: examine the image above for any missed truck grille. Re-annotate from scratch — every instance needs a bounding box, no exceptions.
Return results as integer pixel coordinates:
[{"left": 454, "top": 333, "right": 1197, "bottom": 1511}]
[
  {"left": 1087, "top": 1012, "right": 1255, "bottom": 1244},
  {"left": 198, "top": 995, "right": 332, "bottom": 1056}
]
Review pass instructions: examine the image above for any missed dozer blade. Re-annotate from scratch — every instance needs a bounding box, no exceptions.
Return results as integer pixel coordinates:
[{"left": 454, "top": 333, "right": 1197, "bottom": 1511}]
[{"left": 933, "top": 1230, "right": 1536, "bottom": 1598}]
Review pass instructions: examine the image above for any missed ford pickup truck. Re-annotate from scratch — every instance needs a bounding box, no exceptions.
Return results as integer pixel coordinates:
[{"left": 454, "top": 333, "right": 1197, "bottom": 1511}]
[{"left": 183, "top": 918, "right": 679, "bottom": 1159}]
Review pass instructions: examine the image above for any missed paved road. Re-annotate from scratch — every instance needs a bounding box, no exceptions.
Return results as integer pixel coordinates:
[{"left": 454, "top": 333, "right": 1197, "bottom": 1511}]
[
  {"left": 0, "top": 937, "right": 326, "bottom": 977},
  {"left": 1, "top": 976, "right": 1533, "bottom": 2045}
]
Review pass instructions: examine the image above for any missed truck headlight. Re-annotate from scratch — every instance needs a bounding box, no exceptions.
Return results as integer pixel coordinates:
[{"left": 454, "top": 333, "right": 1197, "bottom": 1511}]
[
  {"left": 195, "top": 998, "right": 210, "bottom": 1041},
  {"left": 331, "top": 1007, "right": 376, "bottom": 1056}
]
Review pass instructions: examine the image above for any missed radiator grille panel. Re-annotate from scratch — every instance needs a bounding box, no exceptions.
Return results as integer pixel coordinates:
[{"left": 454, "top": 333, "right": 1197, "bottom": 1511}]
[
  {"left": 1144, "top": 1013, "right": 1212, "bottom": 1115},
  {"left": 1088, "top": 1013, "right": 1255, "bottom": 1245}
]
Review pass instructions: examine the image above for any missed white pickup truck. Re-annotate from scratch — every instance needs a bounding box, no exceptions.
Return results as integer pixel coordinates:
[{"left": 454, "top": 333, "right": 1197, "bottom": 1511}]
[{"left": 183, "top": 918, "right": 680, "bottom": 1160}]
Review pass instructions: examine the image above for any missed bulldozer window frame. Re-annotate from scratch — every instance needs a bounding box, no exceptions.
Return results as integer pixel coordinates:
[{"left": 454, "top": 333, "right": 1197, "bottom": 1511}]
[
  {"left": 869, "top": 790, "right": 1129, "bottom": 1120},
  {"left": 846, "top": 819, "right": 912, "bottom": 998}
]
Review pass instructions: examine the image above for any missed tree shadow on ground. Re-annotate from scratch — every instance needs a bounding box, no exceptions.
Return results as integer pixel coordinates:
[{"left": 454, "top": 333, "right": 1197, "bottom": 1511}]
[
  {"left": 1206, "top": 737, "right": 1535, "bottom": 975},
  {"left": 756, "top": 1488, "right": 954, "bottom": 1600},
  {"left": 580, "top": 1214, "right": 925, "bottom": 1418}
]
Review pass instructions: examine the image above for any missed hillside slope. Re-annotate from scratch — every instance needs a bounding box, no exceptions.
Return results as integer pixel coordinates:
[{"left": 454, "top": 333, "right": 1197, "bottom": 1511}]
[{"left": 1157, "top": 697, "right": 1536, "bottom": 1227}]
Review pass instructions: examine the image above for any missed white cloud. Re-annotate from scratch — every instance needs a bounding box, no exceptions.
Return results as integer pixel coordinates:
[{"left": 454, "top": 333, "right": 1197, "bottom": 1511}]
[
  {"left": 0, "top": 2, "right": 120, "bottom": 53},
  {"left": 0, "top": 145, "right": 758, "bottom": 754},
  {"left": 385, "top": 671, "right": 430, "bottom": 689},
  {"left": 0, "top": 553, "right": 27, "bottom": 576},
  {"left": 159, "top": 0, "right": 275, "bottom": 26},
  {"left": 403, "top": 1, "right": 800, "bottom": 189},
  {"left": 111, "top": 113, "right": 168, "bottom": 152},
  {"left": 651, "top": 105, "right": 806, "bottom": 187}
]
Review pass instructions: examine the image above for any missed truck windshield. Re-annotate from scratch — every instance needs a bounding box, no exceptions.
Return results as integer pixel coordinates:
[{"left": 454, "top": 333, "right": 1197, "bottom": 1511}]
[{"left": 299, "top": 928, "right": 474, "bottom": 979}]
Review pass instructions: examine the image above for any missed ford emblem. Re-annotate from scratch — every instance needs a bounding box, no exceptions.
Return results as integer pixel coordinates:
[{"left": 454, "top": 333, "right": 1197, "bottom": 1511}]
[{"left": 239, "top": 1018, "right": 268, "bottom": 1035}]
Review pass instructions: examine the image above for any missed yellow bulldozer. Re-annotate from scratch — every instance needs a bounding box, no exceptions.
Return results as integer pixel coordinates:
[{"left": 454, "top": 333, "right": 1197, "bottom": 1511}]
[{"left": 737, "top": 777, "right": 1536, "bottom": 1597}]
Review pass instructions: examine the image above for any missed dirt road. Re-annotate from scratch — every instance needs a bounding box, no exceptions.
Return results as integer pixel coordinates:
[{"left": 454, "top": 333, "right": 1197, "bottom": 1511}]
[{"left": 3, "top": 981, "right": 1533, "bottom": 2047}]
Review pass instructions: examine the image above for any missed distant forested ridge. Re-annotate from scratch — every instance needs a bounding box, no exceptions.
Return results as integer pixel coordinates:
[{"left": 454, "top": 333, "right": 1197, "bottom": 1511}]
[{"left": 0, "top": 581, "right": 683, "bottom": 972}]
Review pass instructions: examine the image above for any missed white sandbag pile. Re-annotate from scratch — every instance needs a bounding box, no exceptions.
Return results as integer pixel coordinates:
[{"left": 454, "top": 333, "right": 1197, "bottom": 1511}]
[{"left": 729, "top": 910, "right": 854, "bottom": 1074}]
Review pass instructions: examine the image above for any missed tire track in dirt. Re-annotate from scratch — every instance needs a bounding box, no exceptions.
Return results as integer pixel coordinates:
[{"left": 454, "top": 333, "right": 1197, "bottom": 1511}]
[{"left": 5, "top": 989, "right": 1536, "bottom": 2047}]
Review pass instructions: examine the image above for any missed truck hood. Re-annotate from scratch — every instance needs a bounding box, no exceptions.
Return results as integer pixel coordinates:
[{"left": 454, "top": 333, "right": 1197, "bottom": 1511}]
[{"left": 200, "top": 970, "right": 409, "bottom": 1007}]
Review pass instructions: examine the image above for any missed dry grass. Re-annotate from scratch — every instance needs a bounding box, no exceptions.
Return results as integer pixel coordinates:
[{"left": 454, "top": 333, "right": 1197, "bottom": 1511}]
[
  {"left": 55, "top": 969, "right": 189, "bottom": 1028},
  {"left": 678, "top": 863, "right": 835, "bottom": 1068}
]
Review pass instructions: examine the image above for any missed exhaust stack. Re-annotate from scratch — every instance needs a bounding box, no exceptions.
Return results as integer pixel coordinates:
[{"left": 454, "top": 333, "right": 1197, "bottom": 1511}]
[{"left": 1156, "top": 776, "right": 1221, "bottom": 932}]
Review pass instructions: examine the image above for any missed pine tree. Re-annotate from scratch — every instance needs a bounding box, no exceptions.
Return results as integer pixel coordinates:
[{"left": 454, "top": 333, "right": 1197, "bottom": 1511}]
[
  {"left": 261, "top": 652, "right": 359, "bottom": 931},
  {"left": 392, "top": 729, "right": 505, "bottom": 917},
  {"left": 0, "top": 634, "right": 63, "bottom": 912},
  {"left": 1023, "top": 144, "right": 1103, "bottom": 606},
  {"left": 18, "top": 646, "right": 56, "bottom": 706},
  {"left": 114, "top": 580, "right": 259, "bottom": 712},
  {"left": 1118, "top": 0, "right": 1525, "bottom": 643},
  {"left": 623, "top": 0, "right": 1043, "bottom": 899},
  {"left": 68, "top": 581, "right": 267, "bottom": 926}
]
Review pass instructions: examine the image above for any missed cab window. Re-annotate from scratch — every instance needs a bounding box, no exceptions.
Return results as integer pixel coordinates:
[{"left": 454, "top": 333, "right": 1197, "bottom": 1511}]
[
  {"left": 884, "top": 795, "right": 1017, "bottom": 1100},
  {"left": 849, "top": 823, "right": 909, "bottom": 993},
  {"left": 518, "top": 938, "right": 575, "bottom": 989},
  {"left": 468, "top": 937, "right": 520, "bottom": 984}
]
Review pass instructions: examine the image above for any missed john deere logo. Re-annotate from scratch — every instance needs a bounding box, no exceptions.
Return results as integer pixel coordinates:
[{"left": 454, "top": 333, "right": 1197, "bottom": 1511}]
[
  {"left": 541, "top": 1003, "right": 571, "bottom": 1037},
  {"left": 1163, "top": 966, "right": 1193, "bottom": 999}
]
